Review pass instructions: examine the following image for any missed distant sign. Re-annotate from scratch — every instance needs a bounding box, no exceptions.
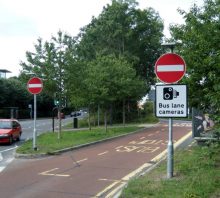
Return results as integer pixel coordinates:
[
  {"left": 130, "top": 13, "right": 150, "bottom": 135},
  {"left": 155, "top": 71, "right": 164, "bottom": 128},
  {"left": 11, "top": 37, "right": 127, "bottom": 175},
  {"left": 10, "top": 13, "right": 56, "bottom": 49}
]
[
  {"left": 156, "top": 84, "right": 187, "bottom": 118},
  {"left": 27, "top": 77, "right": 43, "bottom": 95},
  {"left": 155, "top": 53, "right": 186, "bottom": 84}
]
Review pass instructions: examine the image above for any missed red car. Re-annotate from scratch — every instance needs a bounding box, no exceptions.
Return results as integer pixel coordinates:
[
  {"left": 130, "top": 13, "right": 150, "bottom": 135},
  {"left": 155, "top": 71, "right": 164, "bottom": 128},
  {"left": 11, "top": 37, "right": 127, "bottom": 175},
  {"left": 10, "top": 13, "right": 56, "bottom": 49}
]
[{"left": 0, "top": 119, "right": 22, "bottom": 145}]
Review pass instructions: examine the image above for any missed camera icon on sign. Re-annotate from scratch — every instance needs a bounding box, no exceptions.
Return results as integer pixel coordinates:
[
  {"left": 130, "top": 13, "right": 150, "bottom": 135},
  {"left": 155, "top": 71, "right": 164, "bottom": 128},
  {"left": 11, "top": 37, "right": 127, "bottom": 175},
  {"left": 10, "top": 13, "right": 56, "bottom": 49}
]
[{"left": 163, "top": 87, "right": 179, "bottom": 100}]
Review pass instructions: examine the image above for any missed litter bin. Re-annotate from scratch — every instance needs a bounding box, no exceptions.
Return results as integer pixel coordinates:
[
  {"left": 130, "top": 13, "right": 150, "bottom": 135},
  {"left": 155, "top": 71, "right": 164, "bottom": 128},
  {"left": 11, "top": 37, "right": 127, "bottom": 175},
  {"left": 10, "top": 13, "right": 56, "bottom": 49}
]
[{"left": 73, "top": 117, "right": 78, "bottom": 128}]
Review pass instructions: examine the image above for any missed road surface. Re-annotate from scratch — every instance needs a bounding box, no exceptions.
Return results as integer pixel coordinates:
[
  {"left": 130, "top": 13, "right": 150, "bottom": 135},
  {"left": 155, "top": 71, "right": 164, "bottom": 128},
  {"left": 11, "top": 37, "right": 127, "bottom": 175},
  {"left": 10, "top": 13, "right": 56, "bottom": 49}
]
[
  {"left": 0, "top": 117, "right": 73, "bottom": 173},
  {"left": 0, "top": 120, "right": 192, "bottom": 198}
]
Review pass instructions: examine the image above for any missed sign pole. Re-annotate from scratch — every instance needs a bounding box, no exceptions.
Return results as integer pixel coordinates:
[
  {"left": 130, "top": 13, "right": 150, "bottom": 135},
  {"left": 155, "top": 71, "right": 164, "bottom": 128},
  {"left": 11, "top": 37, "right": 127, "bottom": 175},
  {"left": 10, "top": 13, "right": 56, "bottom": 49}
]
[
  {"left": 155, "top": 44, "right": 187, "bottom": 179},
  {"left": 33, "top": 94, "right": 37, "bottom": 150},
  {"left": 27, "top": 77, "right": 43, "bottom": 151},
  {"left": 167, "top": 118, "right": 173, "bottom": 178}
]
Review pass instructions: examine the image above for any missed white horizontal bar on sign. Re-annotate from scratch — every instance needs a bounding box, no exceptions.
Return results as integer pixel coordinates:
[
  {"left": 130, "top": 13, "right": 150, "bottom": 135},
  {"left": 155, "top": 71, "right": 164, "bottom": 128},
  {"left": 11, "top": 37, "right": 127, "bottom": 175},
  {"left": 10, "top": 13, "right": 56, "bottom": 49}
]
[
  {"left": 28, "top": 84, "right": 43, "bottom": 88},
  {"left": 157, "top": 65, "right": 184, "bottom": 72}
]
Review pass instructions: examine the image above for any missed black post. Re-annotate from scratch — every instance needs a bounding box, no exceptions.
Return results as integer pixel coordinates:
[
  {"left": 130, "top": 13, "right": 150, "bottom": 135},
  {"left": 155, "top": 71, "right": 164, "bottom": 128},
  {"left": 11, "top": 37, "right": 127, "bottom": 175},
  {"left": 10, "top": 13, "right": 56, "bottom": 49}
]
[
  {"left": 73, "top": 117, "right": 78, "bottom": 128},
  {"left": 52, "top": 116, "right": 54, "bottom": 132},
  {"left": 52, "top": 107, "right": 58, "bottom": 132}
]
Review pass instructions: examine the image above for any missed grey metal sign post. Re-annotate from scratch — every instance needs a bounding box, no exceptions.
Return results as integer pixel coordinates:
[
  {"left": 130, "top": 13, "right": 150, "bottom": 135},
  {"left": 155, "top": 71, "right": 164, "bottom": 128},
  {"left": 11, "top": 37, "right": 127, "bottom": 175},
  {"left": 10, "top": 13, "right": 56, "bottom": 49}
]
[
  {"left": 33, "top": 94, "right": 37, "bottom": 150},
  {"left": 167, "top": 118, "right": 173, "bottom": 178}
]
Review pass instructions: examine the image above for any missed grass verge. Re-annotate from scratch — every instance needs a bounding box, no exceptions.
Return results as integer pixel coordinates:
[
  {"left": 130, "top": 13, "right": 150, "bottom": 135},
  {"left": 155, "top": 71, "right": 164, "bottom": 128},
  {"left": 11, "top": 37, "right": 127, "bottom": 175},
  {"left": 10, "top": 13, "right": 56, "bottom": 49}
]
[
  {"left": 17, "top": 126, "right": 142, "bottom": 155},
  {"left": 120, "top": 142, "right": 220, "bottom": 198}
]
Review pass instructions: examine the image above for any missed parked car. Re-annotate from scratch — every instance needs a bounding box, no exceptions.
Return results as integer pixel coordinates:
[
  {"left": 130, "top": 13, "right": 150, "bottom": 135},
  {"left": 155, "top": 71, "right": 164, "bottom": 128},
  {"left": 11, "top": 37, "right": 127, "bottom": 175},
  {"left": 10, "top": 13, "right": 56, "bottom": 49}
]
[
  {"left": 70, "top": 111, "right": 81, "bottom": 117},
  {"left": 0, "top": 119, "right": 22, "bottom": 145}
]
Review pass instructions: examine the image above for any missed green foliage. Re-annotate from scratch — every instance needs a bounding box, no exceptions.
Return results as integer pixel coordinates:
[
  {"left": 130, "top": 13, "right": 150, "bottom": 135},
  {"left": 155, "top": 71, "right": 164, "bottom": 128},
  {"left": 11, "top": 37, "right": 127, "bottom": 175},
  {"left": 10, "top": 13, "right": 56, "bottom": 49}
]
[
  {"left": 19, "top": 0, "right": 164, "bottom": 122},
  {"left": 143, "top": 101, "right": 154, "bottom": 114},
  {"left": 170, "top": 0, "right": 220, "bottom": 120},
  {"left": 20, "top": 31, "right": 76, "bottom": 98},
  {"left": 76, "top": 0, "right": 164, "bottom": 83},
  {"left": 84, "top": 54, "right": 147, "bottom": 105},
  {"left": 0, "top": 78, "right": 31, "bottom": 108},
  {"left": 130, "top": 101, "right": 158, "bottom": 123}
]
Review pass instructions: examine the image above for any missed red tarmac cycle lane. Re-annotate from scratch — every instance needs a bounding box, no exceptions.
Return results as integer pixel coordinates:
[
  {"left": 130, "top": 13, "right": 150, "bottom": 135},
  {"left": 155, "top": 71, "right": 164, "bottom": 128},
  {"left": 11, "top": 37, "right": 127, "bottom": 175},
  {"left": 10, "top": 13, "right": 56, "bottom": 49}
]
[{"left": 0, "top": 121, "right": 192, "bottom": 198}]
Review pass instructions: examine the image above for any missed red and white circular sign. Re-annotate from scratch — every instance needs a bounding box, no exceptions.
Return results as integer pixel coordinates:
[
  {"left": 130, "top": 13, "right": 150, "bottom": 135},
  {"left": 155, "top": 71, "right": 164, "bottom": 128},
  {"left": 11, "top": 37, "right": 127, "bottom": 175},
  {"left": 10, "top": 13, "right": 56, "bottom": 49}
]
[
  {"left": 155, "top": 53, "right": 186, "bottom": 84},
  {"left": 27, "top": 77, "right": 43, "bottom": 94}
]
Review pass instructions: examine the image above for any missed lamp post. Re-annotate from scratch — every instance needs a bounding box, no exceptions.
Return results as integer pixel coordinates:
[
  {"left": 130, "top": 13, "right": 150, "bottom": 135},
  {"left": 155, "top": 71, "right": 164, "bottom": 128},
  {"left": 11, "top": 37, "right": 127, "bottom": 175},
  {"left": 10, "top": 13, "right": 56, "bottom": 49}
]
[{"left": 161, "top": 42, "right": 176, "bottom": 53}]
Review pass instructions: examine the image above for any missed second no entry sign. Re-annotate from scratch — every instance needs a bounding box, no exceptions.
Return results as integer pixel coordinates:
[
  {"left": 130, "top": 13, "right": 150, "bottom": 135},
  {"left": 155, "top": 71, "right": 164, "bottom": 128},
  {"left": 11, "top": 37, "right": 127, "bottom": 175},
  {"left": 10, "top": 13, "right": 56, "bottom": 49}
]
[{"left": 27, "top": 77, "right": 43, "bottom": 95}]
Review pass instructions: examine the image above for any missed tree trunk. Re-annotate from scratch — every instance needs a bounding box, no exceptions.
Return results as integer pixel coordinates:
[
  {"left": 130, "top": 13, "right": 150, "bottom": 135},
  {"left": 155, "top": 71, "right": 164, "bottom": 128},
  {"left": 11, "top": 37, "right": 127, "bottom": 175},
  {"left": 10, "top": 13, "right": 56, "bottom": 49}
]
[
  {"left": 110, "top": 104, "right": 113, "bottom": 126},
  {"left": 58, "top": 107, "right": 61, "bottom": 139},
  {"left": 123, "top": 99, "right": 125, "bottom": 127},
  {"left": 97, "top": 104, "right": 100, "bottom": 127},
  {"left": 88, "top": 107, "right": 91, "bottom": 131},
  {"left": 104, "top": 109, "right": 107, "bottom": 132}
]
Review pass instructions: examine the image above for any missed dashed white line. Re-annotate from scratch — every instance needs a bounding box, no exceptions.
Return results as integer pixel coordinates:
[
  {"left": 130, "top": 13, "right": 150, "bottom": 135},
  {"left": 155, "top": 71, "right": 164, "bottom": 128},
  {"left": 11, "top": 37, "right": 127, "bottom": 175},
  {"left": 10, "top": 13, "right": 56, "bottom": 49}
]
[
  {"left": 98, "top": 151, "right": 109, "bottom": 156},
  {"left": 73, "top": 158, "right": 88, "bottom": 164}
]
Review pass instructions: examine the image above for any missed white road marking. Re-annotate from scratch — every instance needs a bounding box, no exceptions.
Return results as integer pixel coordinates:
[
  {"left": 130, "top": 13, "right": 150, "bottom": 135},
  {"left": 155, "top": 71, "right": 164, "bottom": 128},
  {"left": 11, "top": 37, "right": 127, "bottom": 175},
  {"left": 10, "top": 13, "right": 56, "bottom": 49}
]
[
  {"left": 39, "top": 168, "right": 70, "bottom": 177},
  {"left": 0, "top": 158, "right": 14, "bottom": 173},
  {"left": 5, "top": 158, "right": 14, "bottom": 164},
  {"left": 0, "top": 166, "right": 5, "bottom": 172},
  {"left": 0, "top": 145, "right": 18, "bottom": 153},
  {"left": 95, "top": 131, "right": 192, "bottom": 198},
  {"left": 0, "top": 153, "right": 3, "bottom": 162},
  {"left": 98, "top": 151, "right": 109, "bottom": 156},
  {"left": 0, "top": 146, "right": 17, "bottom": 173},
  {"left": 99, "top": 178, "right": 125, "bottom": 183},
  {"left": 73, "top": 158, "right": 88, "bottom": 164}
]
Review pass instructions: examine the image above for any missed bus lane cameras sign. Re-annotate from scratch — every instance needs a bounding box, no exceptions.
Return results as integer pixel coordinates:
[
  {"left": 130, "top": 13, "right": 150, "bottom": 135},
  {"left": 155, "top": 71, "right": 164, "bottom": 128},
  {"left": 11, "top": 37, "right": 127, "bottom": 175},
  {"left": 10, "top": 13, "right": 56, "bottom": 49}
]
[{"left": 156, "top": 84, "right": 187, "bottom": 118}]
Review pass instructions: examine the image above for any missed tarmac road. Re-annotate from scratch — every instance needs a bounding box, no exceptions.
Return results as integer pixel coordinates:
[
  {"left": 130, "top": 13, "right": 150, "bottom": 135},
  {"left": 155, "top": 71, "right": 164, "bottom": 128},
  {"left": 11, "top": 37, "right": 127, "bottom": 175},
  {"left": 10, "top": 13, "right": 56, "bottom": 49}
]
[
  {"left": 0, "top": 120, "right": 192, "bottom": 198},
  {"left": 0, "top": 117, "right": 73, "bottom": 173}
]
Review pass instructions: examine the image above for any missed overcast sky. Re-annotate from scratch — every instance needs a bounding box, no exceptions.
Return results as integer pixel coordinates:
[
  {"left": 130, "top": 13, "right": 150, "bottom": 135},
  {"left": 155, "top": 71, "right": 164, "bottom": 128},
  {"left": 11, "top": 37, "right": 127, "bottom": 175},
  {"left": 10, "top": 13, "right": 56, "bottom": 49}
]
[{"left": 0, "top": 0, "right": 204, "bottom": 77}]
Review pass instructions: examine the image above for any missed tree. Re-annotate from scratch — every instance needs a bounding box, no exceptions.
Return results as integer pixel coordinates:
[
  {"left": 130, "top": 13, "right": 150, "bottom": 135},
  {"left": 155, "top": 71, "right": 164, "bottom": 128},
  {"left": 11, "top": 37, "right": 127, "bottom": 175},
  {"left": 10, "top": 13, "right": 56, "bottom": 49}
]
[
  {"left": 170, "top": 0, "right": 220, "bottom": 121},
  {"left": 20, "top": 31, "right": 76, "bottom": 96},
  {"left": 76, "top": 0, "right": 163, "bottom": 84},
  {"left": 73, "top": 0, "right": 163, "bottom": 127},
  {"left": 0, "top": 78, "right": 30, "bottom": 108},
  {"left": 20, "top": 31, "right": 77, "bottom": 138},
  {"left": 83, "top": 54, "right": 146, "bottom": 131}
]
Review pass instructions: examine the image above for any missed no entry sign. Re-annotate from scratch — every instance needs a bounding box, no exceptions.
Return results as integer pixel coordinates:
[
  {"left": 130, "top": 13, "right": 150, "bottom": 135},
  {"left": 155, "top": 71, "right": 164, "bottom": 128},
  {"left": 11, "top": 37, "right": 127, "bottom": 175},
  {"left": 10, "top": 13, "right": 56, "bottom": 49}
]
[
  {"left": 27, "top": 77, "right": 43, "bottom": 94},
  {"left": 155, "top": 53, "right": 186, "bottom": 84}
]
